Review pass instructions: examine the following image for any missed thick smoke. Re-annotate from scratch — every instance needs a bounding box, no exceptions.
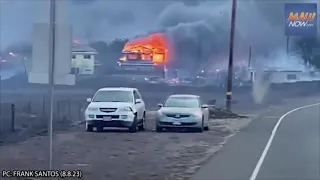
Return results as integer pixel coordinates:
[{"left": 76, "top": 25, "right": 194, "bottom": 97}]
[
  {"left": 252, "top": 69, "right": 271, "bottom": 104},
  {"left": 0, "top": 0, "right": 169, "bottom": 46},
  {"left": 0, "top": 0, "right": 317, "bottom": 72},
  {"left": 154, "top": 1, "right": 318, "bottom": 72}
]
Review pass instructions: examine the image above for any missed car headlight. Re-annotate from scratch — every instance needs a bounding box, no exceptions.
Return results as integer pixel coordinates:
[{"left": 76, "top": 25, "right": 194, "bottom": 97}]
[
  {"left": 157, "top": 111, "right": 164, "bottom": 117},
  {"left": 87, "top": 107, "right": 98, "bottom": 111},
  {"left": 192, "top": 112, "right": 202, "bottom": 118},
  {"left": 120, "top": 107, "right": 133, "bottom": 111}
]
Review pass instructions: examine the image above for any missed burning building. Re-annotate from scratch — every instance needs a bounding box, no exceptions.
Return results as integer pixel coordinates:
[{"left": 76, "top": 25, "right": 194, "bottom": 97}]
[
  {"left": 117, "top": 26, "right": 245, "bottom": 78},
  {"left": 113, "top": 0, "right": 299, "bottom": 80},
  {"left": 117, "top": 33, "right": 173, "bottom": 78},
  {"left": 119, "top": 33, "right": 171, "bottom": 65},
  {"left": 116, "top": 1, "right": 284, "bottom": 78}
]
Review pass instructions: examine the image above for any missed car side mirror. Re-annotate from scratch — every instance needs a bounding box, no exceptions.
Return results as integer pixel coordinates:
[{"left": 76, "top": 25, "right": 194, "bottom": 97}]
[
  {"left": 201, "top": 104, "right": 208, "bottom": 108},
  {"left": 86, "top": 98, "right": 92, "bottom": 102},
  {"left": 135, "top": 99, "right": 142, "bottom": 104},
  {"left": 157, "top": 103, "right": 163, "bottom": 108}
]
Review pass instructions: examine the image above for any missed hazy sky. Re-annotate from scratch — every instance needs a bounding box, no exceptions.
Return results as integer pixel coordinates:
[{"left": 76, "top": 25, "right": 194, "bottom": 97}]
[
  {"left": 0, "top": 0, "right": 317, "bottom": 70},
  {"left": 0, "top": 0, "right": 315, "bottom": 45},
  {"left": 0, "top": 0, "right": 299, "bottom": 46}
]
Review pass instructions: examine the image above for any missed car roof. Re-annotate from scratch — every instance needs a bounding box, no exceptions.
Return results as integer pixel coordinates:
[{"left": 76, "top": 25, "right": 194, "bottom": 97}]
[
  {"left": 169, "top": 94, "right": 199, "bottom": 98},
  {"left": 98, "top": 87, "right": 137, "bottom": 92}
]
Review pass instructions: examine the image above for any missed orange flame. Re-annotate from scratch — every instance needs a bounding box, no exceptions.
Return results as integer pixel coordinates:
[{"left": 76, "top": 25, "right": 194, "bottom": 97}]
[{"left": 122, "top": 33, "right": 170, "bottom": 64}]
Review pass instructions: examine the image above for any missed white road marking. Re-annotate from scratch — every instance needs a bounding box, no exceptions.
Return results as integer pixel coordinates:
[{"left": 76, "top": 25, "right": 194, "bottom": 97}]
[{"left": 249, "top": 102, "right": 320, "bottom": 180}]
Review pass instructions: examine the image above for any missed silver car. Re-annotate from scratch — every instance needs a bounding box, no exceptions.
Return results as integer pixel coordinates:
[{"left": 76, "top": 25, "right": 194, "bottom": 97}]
[{"left": 156, "top": 94, "right": 210, "bottom": 132}]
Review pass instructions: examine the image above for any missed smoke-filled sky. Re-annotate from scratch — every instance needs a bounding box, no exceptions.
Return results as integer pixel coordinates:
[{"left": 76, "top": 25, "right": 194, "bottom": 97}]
[
  {"left": 0, "top": 0, "right": 312, "bottom": 46},
  {"left": 0, "top": 0, "right": 318, "bottom": 70}
]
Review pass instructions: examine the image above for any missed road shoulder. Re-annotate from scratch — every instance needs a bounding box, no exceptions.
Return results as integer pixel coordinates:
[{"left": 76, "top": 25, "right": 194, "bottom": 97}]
[
  {"left": 0, "top": 113, "right": 254, "bottom": 180},
  {"left": 191, "top": 97, "right": 320, "bottom": 180}
]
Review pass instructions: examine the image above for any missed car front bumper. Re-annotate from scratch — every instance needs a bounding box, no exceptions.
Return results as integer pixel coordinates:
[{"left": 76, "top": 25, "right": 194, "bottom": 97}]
[
  {"left": 86, "top": 120, "right": 134, "bottom": 128},
  {"left": 85, "top": 111, "right": 135, "bottom": 127},
  {"left": 156, "top": 116, "right": 202, "bottom": 128}
]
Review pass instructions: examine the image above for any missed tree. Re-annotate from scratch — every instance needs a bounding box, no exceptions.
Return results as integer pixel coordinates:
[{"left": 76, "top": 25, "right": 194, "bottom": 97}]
[
  {"left": 90, "top": 41, "right": 109, "bottom": 53},
  {"left": 89, "top": 39, "right": 128, "bottom": 73},
  {"left": 296, "top": 37, "right": 320, "bottom": 69}
]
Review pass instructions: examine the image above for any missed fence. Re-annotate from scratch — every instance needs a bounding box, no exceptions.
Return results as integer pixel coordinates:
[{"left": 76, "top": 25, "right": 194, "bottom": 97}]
[
  {"left": 16, "top": 99, "right": 88, "bottom": 122},
  {"left": 0, "top": 99, "right": 88, "bottom": 134}
]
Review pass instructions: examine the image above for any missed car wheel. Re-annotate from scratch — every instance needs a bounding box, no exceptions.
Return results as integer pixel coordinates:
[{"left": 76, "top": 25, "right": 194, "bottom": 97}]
[
  {"left": 204, "top": 126, "right": 209, "bottom": 131},
  {"left": 195, "top": 118, "right": 204, "bottom": 133},
  {"left": 138, "top": 112, "right": 146, "bottom": 131},
  {"left": 204, "top": 116, "right": 210, "bottom": 131},
  {"left": 86, "top": 124, "right": 93, "bottom": 132},
  {"left": 96, "top": 126, "right": 103, "bottom": 132},
  {"left": 156, "top": 124, "right": 163, "bottom": 132},
  {"left": 129, "top": 114, "right": 138, "bottom": 133}
]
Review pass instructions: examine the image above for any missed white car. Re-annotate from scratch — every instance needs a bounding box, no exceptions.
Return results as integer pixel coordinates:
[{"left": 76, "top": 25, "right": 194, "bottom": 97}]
[
  {"left": 85, "top": 87, "right": 146, "bottom": 133},
  {"left": 156, "top": 94, "right": 210, "bottom": 132}
]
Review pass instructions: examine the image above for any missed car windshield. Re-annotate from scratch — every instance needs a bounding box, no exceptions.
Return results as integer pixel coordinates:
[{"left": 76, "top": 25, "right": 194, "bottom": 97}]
[
  {"left": 164, "top": 97, "right": 199, "bottom": 108},
  {"left": 92, "top": 90, "right": 133, "bottom": 102}
]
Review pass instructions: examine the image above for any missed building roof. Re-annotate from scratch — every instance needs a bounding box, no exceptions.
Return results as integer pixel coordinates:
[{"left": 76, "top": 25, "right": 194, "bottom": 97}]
[
  {"left": 264, "top": 70, "right": 303, "bottom": 73},
  {"left": 72, "top": 45, "right": 97, "bottom": 54}
]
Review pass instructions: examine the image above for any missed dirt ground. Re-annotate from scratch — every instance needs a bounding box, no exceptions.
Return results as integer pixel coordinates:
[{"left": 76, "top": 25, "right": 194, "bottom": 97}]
[{"left": 0, "top": 111, "right": 253, "bottom": 180}]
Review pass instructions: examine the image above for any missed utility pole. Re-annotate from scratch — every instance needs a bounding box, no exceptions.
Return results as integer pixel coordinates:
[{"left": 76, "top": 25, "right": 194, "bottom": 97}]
[
  {"left": 286, "top": 36, "right": 289, "bottom": 56},
  {"left": 0, "top": 0, "right": 3, "bottom": 120},
  {"left": 226, "top": 0, "right": 237, "bottom": 111},
  {"left": 248, "top": 46, "right": 252, "bottom": 68},
  {"left": 48, "top": 0, "right": 56, "bottom": 170}
]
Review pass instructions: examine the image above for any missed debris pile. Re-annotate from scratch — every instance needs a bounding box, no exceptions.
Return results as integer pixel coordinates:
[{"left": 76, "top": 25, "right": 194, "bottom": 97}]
[{"left": 209, "top": 106, "right": 247, "bottom": 119}]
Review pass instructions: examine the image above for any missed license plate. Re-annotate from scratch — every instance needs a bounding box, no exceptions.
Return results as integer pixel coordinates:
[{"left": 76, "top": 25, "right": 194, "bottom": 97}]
[
  {"left": 173, "top": 121, "right": 181, "bottom": 125},
  {"left": 103, "top": 116, "right": 112, "bottom": 121}
]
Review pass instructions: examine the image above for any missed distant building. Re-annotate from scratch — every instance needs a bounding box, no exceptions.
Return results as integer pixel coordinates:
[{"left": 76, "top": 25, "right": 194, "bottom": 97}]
[
  {"left": 71, "top": 45, "right": 97, "bottom": 75},
  {"left": 249, "top": 70, "right": 320, "bottom": 84}
]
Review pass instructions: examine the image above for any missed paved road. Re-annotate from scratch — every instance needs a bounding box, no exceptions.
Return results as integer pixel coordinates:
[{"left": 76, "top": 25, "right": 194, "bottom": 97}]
[
  {"left": 255, "top": 104, "right": 320, "bottom": 180},
  {"left": 192, "top": 100, "right": 320, "bottom": 180}
]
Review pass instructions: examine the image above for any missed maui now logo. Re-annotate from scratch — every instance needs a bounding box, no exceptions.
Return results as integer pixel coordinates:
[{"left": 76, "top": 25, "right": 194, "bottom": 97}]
[
  {"left": 287, "top": 12, "right": 316, "bottom": 27},
  {"left": 285, "top": 3, "right": 317, "bottom": 36}
]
